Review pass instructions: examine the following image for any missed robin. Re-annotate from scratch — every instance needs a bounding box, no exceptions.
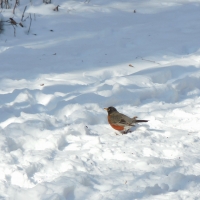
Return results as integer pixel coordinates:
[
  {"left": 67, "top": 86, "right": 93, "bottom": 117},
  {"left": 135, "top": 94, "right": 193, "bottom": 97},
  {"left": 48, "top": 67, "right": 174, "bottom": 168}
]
[{"left": 104, "top": 106, "right": 148, "bottom": 134}]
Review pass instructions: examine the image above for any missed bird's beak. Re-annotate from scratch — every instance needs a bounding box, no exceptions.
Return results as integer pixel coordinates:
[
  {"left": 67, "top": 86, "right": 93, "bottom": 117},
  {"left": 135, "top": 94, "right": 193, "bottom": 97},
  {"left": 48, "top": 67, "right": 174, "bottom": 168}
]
[{"left": 104, "top": 108, "right": 108, "bottom": 110}]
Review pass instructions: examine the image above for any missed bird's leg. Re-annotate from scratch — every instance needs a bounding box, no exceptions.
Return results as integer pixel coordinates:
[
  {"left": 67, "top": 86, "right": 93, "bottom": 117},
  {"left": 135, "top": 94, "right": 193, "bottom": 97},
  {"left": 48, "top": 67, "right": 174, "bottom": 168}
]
[
  {"left": 122, "top": 130, "right": 128, "bottom": 134},
  {"left": 122, "top": 129, "right": 133, "bottom": 134},
  {"left": 115, "top": 132, "right": 120, "bottom": 136}
]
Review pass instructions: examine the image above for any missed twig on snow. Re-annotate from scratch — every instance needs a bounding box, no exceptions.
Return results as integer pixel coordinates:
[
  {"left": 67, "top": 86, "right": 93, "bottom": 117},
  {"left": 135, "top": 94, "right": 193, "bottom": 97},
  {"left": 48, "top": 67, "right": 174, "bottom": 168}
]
[
  {"left": 136, "top": 56, "right": 161, "bottom": 65},
  {"left": 21, "top": 5, "right": 27, "bottom": 22},
  {"left": 27, "top": 13, "right": 32, "bottom": 34},
  {"left": 13, "top": 0, "right": 20, "bottom": 14},
  {"left": 11, "top": 24, "right": 16, "bottom": 36},
  {"left": 53, "top": 5, "right": 59, "bottom": 11}
]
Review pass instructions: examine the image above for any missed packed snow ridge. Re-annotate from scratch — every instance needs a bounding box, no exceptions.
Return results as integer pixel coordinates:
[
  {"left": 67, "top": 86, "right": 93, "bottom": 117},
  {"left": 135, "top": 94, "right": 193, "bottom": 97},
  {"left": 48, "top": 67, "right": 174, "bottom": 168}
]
[{"left": 0, "top": 0, "right": 200, "bottom": 199}]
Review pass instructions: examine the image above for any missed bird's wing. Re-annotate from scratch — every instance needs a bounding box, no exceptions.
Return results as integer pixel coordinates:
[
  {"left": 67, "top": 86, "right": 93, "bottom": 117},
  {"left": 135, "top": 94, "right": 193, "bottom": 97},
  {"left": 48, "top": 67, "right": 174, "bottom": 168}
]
[{"left": 111, "top": 113, "right": 133, "bottom": 126}]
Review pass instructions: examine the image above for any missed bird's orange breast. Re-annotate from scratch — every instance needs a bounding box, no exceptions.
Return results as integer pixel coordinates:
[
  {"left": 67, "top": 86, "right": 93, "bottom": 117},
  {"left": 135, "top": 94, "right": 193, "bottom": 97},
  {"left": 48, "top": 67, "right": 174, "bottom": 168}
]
[{"left": 108, "top": 116, "right": 124, "bottom": 131}]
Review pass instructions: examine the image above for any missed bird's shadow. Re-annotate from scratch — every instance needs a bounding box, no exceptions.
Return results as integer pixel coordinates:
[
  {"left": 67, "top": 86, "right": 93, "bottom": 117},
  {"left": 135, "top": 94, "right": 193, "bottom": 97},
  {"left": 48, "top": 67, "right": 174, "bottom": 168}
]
[{"left": 121, "top": 125, "right": 164, "bottom": 135}]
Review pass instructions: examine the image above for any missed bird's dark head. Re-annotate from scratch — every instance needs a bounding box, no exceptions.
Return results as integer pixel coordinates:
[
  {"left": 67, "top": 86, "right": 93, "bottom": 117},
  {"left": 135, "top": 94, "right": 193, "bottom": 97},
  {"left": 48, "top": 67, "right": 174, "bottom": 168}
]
[{"left": 104, "top": 106, "right": 117, "bottom": 115}]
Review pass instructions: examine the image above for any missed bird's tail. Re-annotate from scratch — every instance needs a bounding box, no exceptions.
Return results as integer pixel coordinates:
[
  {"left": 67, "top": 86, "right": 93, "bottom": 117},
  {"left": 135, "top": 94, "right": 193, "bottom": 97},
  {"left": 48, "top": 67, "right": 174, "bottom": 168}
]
[
  {"left": 135, "top": 120, "right": 148, "bottom": 123},
  {"left": 132, "top": 116, "right": 148, "bottom": 123}
]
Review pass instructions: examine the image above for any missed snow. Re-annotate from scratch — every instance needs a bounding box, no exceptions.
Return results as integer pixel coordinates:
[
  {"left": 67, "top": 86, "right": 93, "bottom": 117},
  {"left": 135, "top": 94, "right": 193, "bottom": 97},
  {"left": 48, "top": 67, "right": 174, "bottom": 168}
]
[{"left": 1, "top": 0, "right": 200, "bottom": 199}]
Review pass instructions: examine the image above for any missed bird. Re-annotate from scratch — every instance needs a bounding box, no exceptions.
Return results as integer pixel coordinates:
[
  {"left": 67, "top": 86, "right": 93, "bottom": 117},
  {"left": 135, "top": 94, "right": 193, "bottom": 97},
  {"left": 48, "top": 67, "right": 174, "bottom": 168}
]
[
  {"left": 9, "top": 18, "right": 18, "bottom": 26},
  {"left": 104, "top": 106, "right": 148, "bottom": 134}
]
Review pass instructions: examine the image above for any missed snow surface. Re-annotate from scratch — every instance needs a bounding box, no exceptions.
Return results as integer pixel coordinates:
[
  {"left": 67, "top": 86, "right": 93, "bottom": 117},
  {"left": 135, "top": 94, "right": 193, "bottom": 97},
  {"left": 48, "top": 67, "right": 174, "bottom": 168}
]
[{"left": 1, "top": 0, "right": 200, "bottom": 199}]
